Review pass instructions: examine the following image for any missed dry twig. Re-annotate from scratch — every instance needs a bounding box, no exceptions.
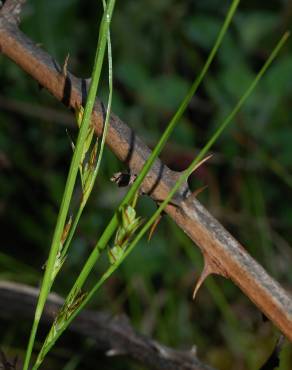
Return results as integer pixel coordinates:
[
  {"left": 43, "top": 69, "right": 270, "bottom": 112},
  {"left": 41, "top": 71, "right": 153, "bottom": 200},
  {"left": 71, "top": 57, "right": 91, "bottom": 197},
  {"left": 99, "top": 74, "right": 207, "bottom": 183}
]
[{"left": 0, "top": 281, "right": 215, "bottom": 370}]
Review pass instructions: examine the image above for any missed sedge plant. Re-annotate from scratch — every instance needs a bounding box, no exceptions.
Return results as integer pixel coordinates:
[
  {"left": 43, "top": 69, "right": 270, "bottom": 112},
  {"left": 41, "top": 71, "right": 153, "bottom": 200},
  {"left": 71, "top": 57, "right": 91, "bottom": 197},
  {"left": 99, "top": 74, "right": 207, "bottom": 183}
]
[
  {"left": 23, "top": 0, "right": 116, "bottom": 369},
  {"left": 33, "top": 29, "right": 289, "bottom": 368},
  {"left": 28, "top": 0, "right": 240, "bottom": 367},
  {"left": 22, "top": 0, "right": 289, "bottom": 367}
]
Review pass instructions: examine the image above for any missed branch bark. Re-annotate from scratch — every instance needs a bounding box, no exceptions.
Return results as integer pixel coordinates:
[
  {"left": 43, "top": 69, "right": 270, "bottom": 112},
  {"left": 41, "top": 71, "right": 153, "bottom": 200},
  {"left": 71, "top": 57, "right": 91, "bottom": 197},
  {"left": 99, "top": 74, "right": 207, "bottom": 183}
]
[
  {"left": 0, "top": 281, "right": 214, "bottom": 370},
  {"left": 0, "top": 4, "right": 291, "bottom": 340}
]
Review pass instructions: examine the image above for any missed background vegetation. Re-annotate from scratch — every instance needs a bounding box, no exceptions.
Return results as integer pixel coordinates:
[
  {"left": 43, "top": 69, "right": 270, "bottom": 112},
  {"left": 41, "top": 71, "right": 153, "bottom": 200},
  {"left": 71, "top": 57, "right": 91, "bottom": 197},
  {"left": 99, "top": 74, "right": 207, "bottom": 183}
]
[{"left": 0, "top": 0, "right": 292, "bottom": 369}]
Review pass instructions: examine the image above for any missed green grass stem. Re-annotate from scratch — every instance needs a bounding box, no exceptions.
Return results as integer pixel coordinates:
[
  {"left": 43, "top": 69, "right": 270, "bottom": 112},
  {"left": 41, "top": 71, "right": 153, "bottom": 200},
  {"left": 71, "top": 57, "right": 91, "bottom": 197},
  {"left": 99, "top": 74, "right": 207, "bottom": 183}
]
[
  {"left": 61, "top": 16, "right": 113, "bottom": 260},
  {"left": 30, "top": 1, "right": 240, "bottom": 362},
  {"left": 77, "top": 30, "right": 289, "bottom": 315},
  {"left": 64, "top": 0, "right": 241, "bottom": 287},
  {"left": 23, "top": 1, "right": 116, "bottom": 369},
  {"left": 34, "top": 26, "right": 289, "bottom": 364}
]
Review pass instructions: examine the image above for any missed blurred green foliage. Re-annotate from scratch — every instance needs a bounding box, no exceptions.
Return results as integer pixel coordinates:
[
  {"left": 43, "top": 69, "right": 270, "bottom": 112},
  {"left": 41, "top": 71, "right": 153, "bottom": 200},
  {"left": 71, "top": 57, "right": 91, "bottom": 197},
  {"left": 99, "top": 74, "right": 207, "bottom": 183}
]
[{"left": 0, "top": 0, "right": 292, "bottom": 369}]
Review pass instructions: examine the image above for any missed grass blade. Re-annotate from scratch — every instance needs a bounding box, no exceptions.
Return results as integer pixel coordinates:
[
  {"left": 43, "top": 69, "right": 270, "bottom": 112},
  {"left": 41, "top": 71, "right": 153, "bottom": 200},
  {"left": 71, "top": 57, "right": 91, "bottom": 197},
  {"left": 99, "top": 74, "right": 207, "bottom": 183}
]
[
  {"left": 65, "top": 30, "right": 290, "bottom": 333},
  {"left": 30, "top": 1, "right": 241, "bottom": 359},
  {"left": 23, "top": 1, "right": 116, "bottom": 369}
]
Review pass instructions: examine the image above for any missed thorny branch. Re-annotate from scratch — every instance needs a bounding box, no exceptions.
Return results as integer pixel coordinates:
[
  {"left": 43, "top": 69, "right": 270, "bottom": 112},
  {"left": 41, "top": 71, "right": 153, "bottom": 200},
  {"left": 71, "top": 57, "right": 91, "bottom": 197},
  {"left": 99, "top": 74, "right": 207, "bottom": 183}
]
[
  {"left": 0, "top": 281, "right": 215, "bottom": 370},
  {"left": 0, "top": 0, "right": 291, "bottom": 341}
]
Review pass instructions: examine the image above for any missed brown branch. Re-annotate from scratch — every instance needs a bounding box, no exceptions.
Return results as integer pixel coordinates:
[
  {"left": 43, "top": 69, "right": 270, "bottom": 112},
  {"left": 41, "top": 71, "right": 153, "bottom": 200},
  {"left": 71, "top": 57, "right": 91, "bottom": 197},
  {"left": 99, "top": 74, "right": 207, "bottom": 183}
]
[
  {"left": 0, "top": 7, "right": 291, "bottom": 341},
  {"left": 0, "top": 0, "right": 25, "bottom": 24},
  {"left": 0, "top": 95, "right": 74, "bottom": 126},
  {"left": 0, "top": 281, "right": 215, "bottom": 370}
]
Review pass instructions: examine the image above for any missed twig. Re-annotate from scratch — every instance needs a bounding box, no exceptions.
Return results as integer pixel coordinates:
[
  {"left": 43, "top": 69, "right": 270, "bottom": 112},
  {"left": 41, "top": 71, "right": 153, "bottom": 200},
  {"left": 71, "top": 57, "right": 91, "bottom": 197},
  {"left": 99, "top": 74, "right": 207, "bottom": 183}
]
[
  {"left": 0, "top": 95, "right": 74, "bottom": 126},
  {"left": 0, "top": 281, "right": 215, "bottom": 370},
  {"left": 0, "top": 4, "right": 291, "bottom": 340}
]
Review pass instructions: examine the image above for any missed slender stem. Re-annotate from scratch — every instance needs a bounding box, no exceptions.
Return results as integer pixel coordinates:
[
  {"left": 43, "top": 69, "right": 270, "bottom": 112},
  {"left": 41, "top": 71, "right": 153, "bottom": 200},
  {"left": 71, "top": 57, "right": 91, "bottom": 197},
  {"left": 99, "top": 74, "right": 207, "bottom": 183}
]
[
  {"left": 70, "top": 0, "right": 241, "bottom": 266},
  {"left": 61, "top": 16, "right": 113, "bottom": 260},
  {"left": 23, "top": 1, "right": 116, "bottom": 369},
  {"left": 27, "top": 1, "right": 241, "bottom": 363},
  {"left": 49, "top": 29, "right": 290, "bottom": 345}
]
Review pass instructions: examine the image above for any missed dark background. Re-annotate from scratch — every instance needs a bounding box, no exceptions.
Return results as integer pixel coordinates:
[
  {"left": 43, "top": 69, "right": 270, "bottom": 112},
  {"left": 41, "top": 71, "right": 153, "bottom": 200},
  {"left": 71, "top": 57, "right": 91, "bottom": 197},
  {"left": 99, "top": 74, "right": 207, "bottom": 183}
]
[{"left": 0, "top": 0, "right": 292, "bottom": 369}]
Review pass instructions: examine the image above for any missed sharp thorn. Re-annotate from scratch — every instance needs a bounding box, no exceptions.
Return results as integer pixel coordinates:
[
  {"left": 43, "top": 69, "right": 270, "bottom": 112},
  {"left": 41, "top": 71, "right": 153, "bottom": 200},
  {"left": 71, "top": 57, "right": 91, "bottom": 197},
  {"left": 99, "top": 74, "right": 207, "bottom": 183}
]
[
  {"left": 62, "top": 53, "right": 70, "bottom": 77},
  {"left": 185, "top": 185, "right": 208, "bottom": 205},
  {"left": 190, "top": 154, "right": 213, "bottom": 176},
  {"left": 148, "top": 214, "right": 162, "bottom": 241}
]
